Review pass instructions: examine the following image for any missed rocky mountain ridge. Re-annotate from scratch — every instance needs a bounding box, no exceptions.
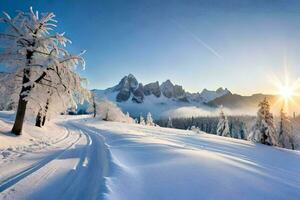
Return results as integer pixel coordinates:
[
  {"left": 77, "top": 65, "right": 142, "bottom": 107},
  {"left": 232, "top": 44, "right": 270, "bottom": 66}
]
[{"left": 101, "top": 74, "right": 231, "bottom": 104}]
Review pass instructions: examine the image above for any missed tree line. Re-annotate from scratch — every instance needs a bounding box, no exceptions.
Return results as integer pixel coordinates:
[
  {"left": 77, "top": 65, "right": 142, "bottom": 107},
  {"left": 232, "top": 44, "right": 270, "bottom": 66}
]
[{"left": 157, "top": 98, "right": 297, "bottom": 150}]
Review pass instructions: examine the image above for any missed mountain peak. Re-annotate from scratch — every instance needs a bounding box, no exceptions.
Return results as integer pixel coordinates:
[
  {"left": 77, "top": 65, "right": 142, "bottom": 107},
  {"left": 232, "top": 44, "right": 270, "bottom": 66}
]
[
  {"left": 127, "top": 73, "right": 136, "bottom": 79},
  {"left": 200, "top": 87, "right": 231, "bottom": 103}
]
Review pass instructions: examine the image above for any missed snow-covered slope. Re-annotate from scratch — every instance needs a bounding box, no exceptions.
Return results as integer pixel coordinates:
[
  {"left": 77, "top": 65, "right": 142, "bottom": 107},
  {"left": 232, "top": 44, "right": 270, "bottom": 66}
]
[{"left": 1, "top": 112, "right": 299, "bottom": 200}]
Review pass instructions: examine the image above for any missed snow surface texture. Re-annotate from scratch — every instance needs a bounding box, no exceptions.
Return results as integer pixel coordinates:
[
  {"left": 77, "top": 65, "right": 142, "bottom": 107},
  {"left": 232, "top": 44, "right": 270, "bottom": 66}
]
[{"left": 0, "top": 112, "right": 300, "bottom": 200}]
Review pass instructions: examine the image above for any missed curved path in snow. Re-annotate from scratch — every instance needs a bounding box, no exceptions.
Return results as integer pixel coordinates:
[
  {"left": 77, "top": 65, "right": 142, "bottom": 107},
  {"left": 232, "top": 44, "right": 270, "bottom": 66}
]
[{"left": 0, "top": 120, "right": 112, "bottom": 200}]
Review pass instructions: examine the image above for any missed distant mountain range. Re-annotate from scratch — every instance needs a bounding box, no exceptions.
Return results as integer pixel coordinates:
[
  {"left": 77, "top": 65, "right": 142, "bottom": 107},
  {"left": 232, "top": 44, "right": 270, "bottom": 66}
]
[
  {"left": 92, "top": 74, "right": 285, "bottom": 118},
  {"left": 93, "top": 73, "right": 231, "bottom": 104}
]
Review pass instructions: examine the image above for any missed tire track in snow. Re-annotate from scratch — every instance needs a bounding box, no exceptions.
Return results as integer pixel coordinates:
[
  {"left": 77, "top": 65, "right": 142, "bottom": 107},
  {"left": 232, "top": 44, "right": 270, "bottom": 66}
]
[
  {"left": 61, "top": 122, "right": 114, "bottom": 200},
  {"left": 0, "top": 129, "right": 82, "bottom": 192},
  {"left": 0, "top": 120, "right": 116, "bottom": 199}
]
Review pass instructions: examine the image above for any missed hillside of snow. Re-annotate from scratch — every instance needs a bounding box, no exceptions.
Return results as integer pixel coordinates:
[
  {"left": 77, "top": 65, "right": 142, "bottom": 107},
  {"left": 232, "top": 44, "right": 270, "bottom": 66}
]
[{"left": 0, "top": 111, "right": 300, "bottom": 199}]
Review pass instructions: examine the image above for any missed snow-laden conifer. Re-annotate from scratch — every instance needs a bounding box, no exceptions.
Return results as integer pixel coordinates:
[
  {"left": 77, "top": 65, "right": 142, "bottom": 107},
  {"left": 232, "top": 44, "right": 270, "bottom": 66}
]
[
  {"left": 167, "top": 116, "right": 173, "bottom": 128},
  {"left": 278, "top": 108, "right": 294, "bottom": 149},
  {"left": 248, "top": 98, "right": 277, "bottom": 145},
  {"left": 216, "top": 109, "right": 230, "bottom": 137},
  {"left": 139, "top": 115, "right": 145, "bottom": 125},
  {"left": 146, "top": 112, "right": 155, "bottom": 126}
]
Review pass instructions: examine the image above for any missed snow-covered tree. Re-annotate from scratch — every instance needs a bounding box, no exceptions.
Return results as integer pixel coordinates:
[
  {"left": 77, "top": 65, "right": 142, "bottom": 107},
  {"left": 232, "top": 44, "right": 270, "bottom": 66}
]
[
  {"left": 167, "top": 116, "right": 173, "bottom": 128},
  {"left": 125, "top": 112, "right": 135, "bottom": 123},
  {"left": 35, "top": 71, "right": 90, "bottom": 127},
  {"left": 0, "top": 71, "right": 21, "bottom": 110},
  {"left": 0, "top": 8, "right": 87, "bottom": 134},
  {"left": 278, "top": 108, "right": 294, "bottom": 149},
  {"left": 134, "top": 118, "right": 138, "bottom": 124},
  {"left": 216, "top": 109, "right": 230, "bottom": 137},
  {"left": 190, "top": 126, "right": 201, "bottom": 133},
  {"left": 97, "top": 100, "right": 133, "bottom": 123},
  {"left": 248, "top": 98, "right": 277, "bottom": 146},
  {"left": 139, "top": 115, "right": 145, "bottom": 125},
  {"left": 146, "top": 112, "right": 155, "bottom": 126}
]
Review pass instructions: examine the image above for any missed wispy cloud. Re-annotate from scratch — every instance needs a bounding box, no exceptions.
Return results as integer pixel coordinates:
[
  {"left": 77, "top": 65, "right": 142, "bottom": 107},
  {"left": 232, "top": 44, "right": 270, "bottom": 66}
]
[{"left": 171, "top": 19, "right": 223, "bottom": 60}]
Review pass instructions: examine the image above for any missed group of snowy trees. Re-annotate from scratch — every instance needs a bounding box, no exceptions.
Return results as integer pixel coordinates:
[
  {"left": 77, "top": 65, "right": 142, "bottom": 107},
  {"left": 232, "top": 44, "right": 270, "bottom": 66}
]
[
  {"left": 204, "top": 98, "right": 295, "bottom": 149},
  {"left": 138, "top": 112, "right": 156, "bottom": 126},
  {"left": 0, "top": 8, "right": 90, "bottom": 134},
  {"left": 157, "top": 98, "right": 296, "bottom": 149},
  {"left": 156, "top": 115, "right": 251, "bottom": 139},
  {"left": 248, "top": 98, "right": 295, "bottom": 149}
]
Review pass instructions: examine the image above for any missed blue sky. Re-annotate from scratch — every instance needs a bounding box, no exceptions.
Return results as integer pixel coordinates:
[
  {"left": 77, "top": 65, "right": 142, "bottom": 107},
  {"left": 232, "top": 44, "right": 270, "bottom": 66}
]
[{"left": 2, "top": 0, "right": 300, "bottom": 95}]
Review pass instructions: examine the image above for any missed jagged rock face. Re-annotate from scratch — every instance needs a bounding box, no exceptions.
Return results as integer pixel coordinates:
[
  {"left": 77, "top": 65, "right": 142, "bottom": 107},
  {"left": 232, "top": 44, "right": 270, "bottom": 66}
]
[
  {"left": 105, "top": 74, "right": 231, "bottom": 104},
  {"left": 160, "top": 80, "right": 174, "bottom": 98},
  {"left": 132, "top": 83, "right": 144, "bottom": 103},
  {"left": 174, "top": 85, "right": 185, "bottom": 98},
  {"left": 160, "top": 80, "right": 185, "bottom": 99},
  {"left": 116, "top": 89, "right": 131, "bottom": 102},
  {"left": 143, "top": 81, "right": 161, "bottom": 97},
  {"left": 114, "top": 74, "right": 138, "bottom": 93},
  {"left": 115, "top": 74, "right": 138, "bottom": 102},
  {"left": 216, "top": 87, "right": 231, "bottom": 95}
]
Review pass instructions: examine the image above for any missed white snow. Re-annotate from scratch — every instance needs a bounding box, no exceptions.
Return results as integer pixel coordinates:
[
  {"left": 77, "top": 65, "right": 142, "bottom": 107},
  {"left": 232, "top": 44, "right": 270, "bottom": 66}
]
[{"left": 0, "top": 111, "right": 300, "bottom": 200}]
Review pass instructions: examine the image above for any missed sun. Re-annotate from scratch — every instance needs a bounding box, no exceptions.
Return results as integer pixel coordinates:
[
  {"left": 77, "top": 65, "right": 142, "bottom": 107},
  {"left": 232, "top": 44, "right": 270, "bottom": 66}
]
[
  {"left": 279, "top": 85, "right": 294, "bottom": 101},
  {"left": 269, "top": 69, "right": 300, "bottom": 113}
]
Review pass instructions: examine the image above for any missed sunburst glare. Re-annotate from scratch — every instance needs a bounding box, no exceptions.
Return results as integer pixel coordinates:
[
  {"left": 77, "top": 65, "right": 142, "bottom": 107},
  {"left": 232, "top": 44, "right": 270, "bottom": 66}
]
[{"left": 269, "top": 68, "right": 300, "bottom": 114}]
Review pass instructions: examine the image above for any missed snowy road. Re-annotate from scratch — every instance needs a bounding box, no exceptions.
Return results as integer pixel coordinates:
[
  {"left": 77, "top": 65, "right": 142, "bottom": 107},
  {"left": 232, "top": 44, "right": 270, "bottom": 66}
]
[
  {"left": 0, "top": 120, "right": 112, "bottom": 200},
  {"left": 1, "top": 115, "right": 300, "bottom": 200}
]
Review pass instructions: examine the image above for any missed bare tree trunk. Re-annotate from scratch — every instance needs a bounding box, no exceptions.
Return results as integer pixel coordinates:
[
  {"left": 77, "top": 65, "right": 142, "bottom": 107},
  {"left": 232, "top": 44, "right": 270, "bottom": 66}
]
[
  {"left": 42, "top": 98, "right": 50, "bottom": 126},
  {"left": 42, "top": 115, "right": 46, "bottom": 126},
  {"left": 12, "top": 68, "right": 33, "bottom": 135},
  {"left": 11, "top": 51, "right": 33, "bottom": 135},
  {"left": 12, "top": 94, "right": 28, "bottom": 135},
  {"left": 93, "top": 95, "right": 96, "bottom": 118},
  {"left": 35, "top": 109, "right": 43, "bottom": 127}
]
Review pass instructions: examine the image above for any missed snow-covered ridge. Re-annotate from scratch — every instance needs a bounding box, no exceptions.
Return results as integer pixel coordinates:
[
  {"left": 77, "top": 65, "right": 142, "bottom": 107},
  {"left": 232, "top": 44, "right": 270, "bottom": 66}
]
[
  {"left": 90, "top": 74, "right": 233, "bottom": 118},
  {"left": 92, "top": 74, "right": 231, "bottom": 104}
]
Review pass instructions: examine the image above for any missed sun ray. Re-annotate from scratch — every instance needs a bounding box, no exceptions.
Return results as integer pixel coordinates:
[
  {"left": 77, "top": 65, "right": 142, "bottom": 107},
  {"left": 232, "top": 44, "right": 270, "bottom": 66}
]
[{"left": 269, "top": 68, "right": 300, "bottom": 115}]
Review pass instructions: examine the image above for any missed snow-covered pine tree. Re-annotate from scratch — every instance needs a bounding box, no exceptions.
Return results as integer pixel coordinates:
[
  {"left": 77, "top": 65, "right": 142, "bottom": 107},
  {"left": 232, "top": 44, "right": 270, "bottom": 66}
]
[
  {"left": 167, "top": 116, "right": 173, "bottom": 128},
  {"left": 139, "top": 115, "right": 145, "bottom": 125},
  {"left": 146, "top": 112, "right": 155, "bottom": 126},
  {"left": 278, "top": 108, "right": 294, "bottom": 149},
  {"left": 216, "top": 109, "right": 230, "bottom": 137},
  {"left": 0, "top": 8, "right": 87, "bottom": 134},
  {"left": 248, "top": 98, "right": 277, "bottom": 146}
]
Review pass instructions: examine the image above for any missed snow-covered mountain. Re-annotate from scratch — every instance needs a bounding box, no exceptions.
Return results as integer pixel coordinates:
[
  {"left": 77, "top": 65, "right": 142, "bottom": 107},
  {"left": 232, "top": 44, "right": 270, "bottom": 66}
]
[
  {"left": 92, "top": 74, "right": 232, "bottom": 117},
  {"left": 93, "top": 74, "right": 231, "bottom": 104},
  {"left": 199, "top": 87, "right": 231, "bottom": 102}
]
